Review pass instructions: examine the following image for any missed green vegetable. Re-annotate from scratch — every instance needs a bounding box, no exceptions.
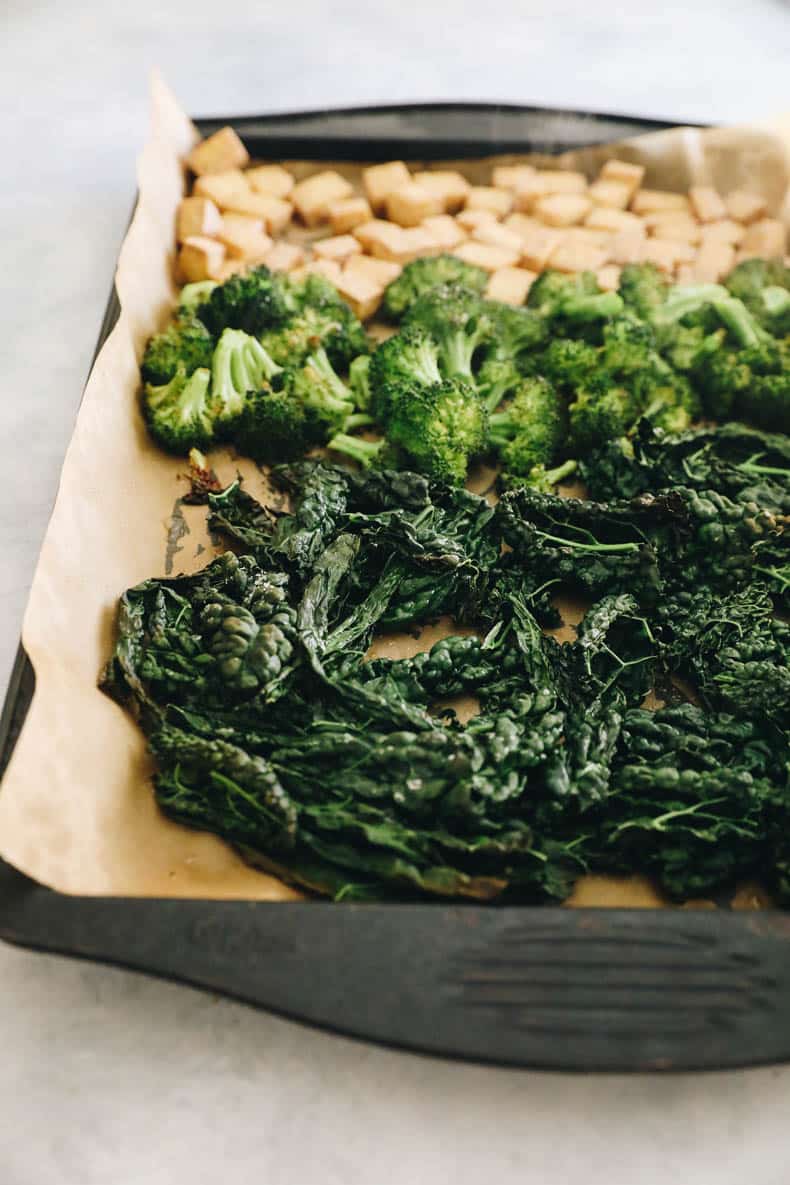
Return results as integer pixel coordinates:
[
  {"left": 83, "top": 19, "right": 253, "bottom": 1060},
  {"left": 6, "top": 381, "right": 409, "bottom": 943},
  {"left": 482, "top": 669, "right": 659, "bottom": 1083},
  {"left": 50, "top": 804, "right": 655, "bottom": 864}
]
[
  {"left": 142, "top": 366, "right": 214, "bottom": 454},
  {"left": 382, "top": 254, "right": 488, "bottom": 320}
]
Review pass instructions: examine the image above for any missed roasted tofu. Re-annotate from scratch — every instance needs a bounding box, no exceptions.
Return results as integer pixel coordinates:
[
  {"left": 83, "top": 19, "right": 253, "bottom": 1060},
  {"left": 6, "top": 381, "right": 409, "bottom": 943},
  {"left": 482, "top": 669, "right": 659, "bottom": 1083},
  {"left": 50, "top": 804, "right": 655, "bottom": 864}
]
[{"left": 186, "top": 127, "right": 249, "bottom": 176}]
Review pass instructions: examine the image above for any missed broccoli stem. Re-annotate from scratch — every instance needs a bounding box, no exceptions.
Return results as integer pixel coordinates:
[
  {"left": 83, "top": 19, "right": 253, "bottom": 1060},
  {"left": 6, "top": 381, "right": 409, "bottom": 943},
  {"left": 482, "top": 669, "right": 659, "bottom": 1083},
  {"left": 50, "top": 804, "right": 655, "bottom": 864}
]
[
  {"left": 544, "top": 459, "right": 578, "bottom": 486},
  {"left": 560, "top": 292, "right": 624, "bottom": 322},
  {"left": 711, "top": 296, "right": 763, "bottom": 347},
  {"left": 343, "top": 413, "right": 377, "bottom": 431},
  {"left": 328, "top": 433, "right": 387, "bottom": 468},
  {"left": 761, "top": 286, "right": 790, "bottom": 316}
]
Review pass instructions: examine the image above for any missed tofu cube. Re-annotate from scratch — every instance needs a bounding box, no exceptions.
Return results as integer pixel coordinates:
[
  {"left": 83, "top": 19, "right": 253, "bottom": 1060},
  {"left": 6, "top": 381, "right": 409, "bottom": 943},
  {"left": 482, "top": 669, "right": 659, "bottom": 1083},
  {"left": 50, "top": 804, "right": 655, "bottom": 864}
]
[
  {"left": 352, "top": 219, "right": 396, "bottom": 249},
  {"left": 518, "top": 225, "right": 565, "bottom": 271},
  {"left": 263, "top": 242, "right": 305, "bottom": 273},
  {"left": 245, "top": 164, "right": 295, "bottom": 199},
  {"left": 335, "top": 273, "right": 383, "bottom": 320},
  {"left": 421, "top": 214, "right": 466, "bottom": 250},
  {"left": 453, "top": 240, "right": 520, "bottom": 272},
  {"left": 598, "top": 159, "right": 646, "bottom": 197},
  {"left": 312, "top": 233, "right": 362, "bottom": 264},
  {"left": 193, "top": 169, "right": 251, "bottom": 208},
  {"left": 186, "top": 127, "right": 249, "bottom": 176},
  {"left": 549, "top": 240, "right": 608, "bottom": 274},
  {"left": 585, "top": 206, "right": 645, "bottom": 235},
  {"left": 689, "top": 186, "right": 727, "bottom": 223},
  {"left": 217, "top": 213, "right": 273, "bottom": 261},
  {"left": 725, "top": 190, "right": 768, "bottom": 224},
  {"left": 643, "top": 213, "right": 701, "bottom": 244},
  {"left": 587, "top": 179, "right": 631, "bottom": 209},
  {"left": 178, "top": 236, "right": 227, "bottom": 282},
  {"left": 740, "top": 218, "right": 786, "bottom": 257},
  {"left": 362, "top": 161, "right": 412, "bottom": 212},
  {"left": 292, "top": 171, "right": 353, "bottom": 226},
  {"left": 595, "top": 264, "right": 622, "bottom": 292},
  {"left": 464, "top": 186, "right": 513, "bottom": 217},
  {"left": 472, "top": 221, "right": 524, "bottom": 252},
  {"left": 503, "top": 212, "right": 542, "bottom": 240},
  {"left": 533, "top": 193, "right": 592, "bottom": 227},
  {"left": 699, "top": 219, "right": 746, "bottom": 247},
  {"left": 692, "top": 239, "right": 736, "bottom": 283},
  {"left": 176, "top": 196, "right": 223, "bottom": 242},
  {"left": 344, "top": 254, "right": 402, "bottom": 287},
  {"left": 413, "top": 171, "right": 471, "bottom": 213},
  {"left": 609, "top": 230, "right": 647, "bottom": 266},
  {"left": 491, "top": 164, "right": 537, "bottom": 191},
  {"left": 642, "top": 238, "right": 696, "bottom": 273},
  {"left": 386, "top": 182, "right": 443, "bottom": 227},
  {"left": 485, "top": 266, "right": 536, "bottom": 304},
  {"left": 294, "top": 258, "right": 343, "bottom": 285},
  {"left": 535, "top": 170, "right": 588, "bottom": 195},
  {"left": 222, "top": 191, "right": 293, "bottom": 233},
  {"left": 367, "top": 224, "right": 433, "bottom": 263},
  {"left": 399, "top": 227, "right": 440, "bottom": 258},
  {"left": 631, "top": 189, "right": 691, "bottom": 215},
  {"left": 562, "top": 227, "right": 612, "bottom": 257},
  {"left": 456, "top": 208, "right": 499, "bottom": 232},
  {"left": 328, "top": 196, "right": 373, "bottom": 234}
]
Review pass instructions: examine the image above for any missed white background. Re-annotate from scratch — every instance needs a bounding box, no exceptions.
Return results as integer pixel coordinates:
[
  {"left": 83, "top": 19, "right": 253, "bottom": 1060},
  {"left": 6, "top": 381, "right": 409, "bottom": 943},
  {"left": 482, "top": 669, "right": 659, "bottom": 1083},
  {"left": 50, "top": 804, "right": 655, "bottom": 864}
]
[{"left": 3, "top": 2, "right": 790, "bottom": 1180}]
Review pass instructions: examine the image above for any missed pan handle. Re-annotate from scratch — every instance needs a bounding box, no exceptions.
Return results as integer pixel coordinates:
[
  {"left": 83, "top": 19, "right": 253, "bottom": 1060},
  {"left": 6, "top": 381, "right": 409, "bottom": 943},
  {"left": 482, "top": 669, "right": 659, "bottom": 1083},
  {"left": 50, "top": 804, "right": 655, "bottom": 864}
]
[{"left": 2, "top": 858, "right": 790, "bottom": 1071}]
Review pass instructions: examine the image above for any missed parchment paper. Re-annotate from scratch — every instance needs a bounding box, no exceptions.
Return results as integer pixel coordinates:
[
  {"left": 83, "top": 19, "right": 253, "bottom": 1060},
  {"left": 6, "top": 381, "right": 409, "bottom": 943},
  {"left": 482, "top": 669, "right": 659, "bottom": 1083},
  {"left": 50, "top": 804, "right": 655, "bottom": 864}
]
[{"left": 0, "top": 73, "right": 786, "bottom": 905}]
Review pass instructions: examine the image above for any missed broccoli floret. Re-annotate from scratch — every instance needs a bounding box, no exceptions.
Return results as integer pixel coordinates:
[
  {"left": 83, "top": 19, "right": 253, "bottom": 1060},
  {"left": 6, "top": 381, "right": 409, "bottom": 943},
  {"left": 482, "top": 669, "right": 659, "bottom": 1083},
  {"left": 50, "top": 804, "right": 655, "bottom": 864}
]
[
  {"left": 382, "top": 254, "right": 488, "bottom": 320},
  {"left": 177, "top": 281, "right": 218, "bottom": 317},
  {"left": 618, "top": 263, "right": 670, "bottom": 321},
  {"left": 499, "top": 458, "right": 578, "bottom": 492},
  {"left": 538, "top": 338, "right": 600, "bottom": 391},
  {"left": 368, "top": 327, "right": 444, "bottom": 420},
  {"left": 488, "top": 377, "right": 565, "bottom": 475},
  {"left": 725, "top": 258, "right": 790, "bottom": 336},
  {"left": 288, "top": 347, "right": 356, "bottom": 431},
  {"left": 527, "top": 269, "right": 624, "bottom": 324},
  {"left": 200, "top": 266, "right": 293, "bottom": 337},
  {"left": 661, "top": 324, "right": 724, "bottom": 373},
  {"left": 327, "top": 433, "right": 399, "bottom": 469},
  {"left": 600, "top": 316, "right": 657, "bottom": 374},
  {"left": 141, "top": 314, "right": 215, "bottom": 385},
  {"left": 143, "top": 366, "right": 214, "bottom": 454},
  {"left": 568, "top": 375, "right": 642, "bottom": 451},
  {"left": 386, "top": 378, "right": 487, "bottom": 485},
  {"left": 210, "top": 329, "right": 283, "bottom": 433},
  {"left": 260, "top": 273, "right": 369, "bottom": 369},
  {"left": 401, "top": 283, "right": 494, "bottom": 382},
  {"left": 233, "top": 383, "right": 317, "bottom": 463},
  {"left": 349, "top": 354, "right": 372, "bottom": 411},
  {"left": 693, "top": 346, "right": 753, "bottom": 420},
  {"left": 232, "top": 347, "right": 356, "bottom": 462},
  {"left": 743, "top": 374, "right": 790, "bottom": 432}
]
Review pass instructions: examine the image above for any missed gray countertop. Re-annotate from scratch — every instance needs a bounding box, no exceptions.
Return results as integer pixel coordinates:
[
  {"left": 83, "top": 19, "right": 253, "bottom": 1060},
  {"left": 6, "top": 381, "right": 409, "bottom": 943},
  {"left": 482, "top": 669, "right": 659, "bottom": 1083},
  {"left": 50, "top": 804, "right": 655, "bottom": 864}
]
[{"left": 3, "top": 2, "right": 790, "bottom": 1180}]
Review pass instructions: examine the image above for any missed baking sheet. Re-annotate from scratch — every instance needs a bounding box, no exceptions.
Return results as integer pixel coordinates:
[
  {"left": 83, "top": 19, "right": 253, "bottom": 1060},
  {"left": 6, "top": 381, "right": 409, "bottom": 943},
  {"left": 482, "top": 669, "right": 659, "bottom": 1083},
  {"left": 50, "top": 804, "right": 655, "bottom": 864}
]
[{"left": 0, "top": 73, "right": 787, "bottom": 903}]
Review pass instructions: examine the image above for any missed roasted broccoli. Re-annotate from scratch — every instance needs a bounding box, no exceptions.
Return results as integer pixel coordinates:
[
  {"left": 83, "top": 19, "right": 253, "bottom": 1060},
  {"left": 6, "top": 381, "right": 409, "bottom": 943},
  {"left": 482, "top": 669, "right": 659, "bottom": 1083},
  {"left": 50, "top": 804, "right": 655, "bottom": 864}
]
[
  {"left": 527, "top": 269, "right": 624, "bottom": 326},
  {"left": 141, "top": 314, "right": 215, "bottom": 386},
  {"left": 385, "top": 377, "right": 487, "bottom": 485},
  {"left": 177, "top": 280, "right": 218, "bottom": 317},
  {"left": 260, "top": 273, "right": 369, "bottom": 369},
  {"left": 142, "top": 366, "right": 214, "bottom": 454},
  {"left": 210, "top": 329, "right": 283, "bottom": 434},
  {"left": 488, "top": 377, "right": 566, "bottom": 476},
  {"left": 200, "top": 265, "right": 293, "bottom": 337},
  {"left": 382, "top": 254, "right": 488, "bottom": 321},
  {"left": 726, "top": 258, "right": 790, "bottom": 337},
  {"left": 233, "top": 347, "right": 356, "bottom": 462},
  {"left": 401, "top": 283, "right": 494, "bottom": 383},
  {"left": 348, "top": 353, "right": 372, "bottom": 411},
  {"left": 327, "top": 433, "right": 398, "bottom": 470}
]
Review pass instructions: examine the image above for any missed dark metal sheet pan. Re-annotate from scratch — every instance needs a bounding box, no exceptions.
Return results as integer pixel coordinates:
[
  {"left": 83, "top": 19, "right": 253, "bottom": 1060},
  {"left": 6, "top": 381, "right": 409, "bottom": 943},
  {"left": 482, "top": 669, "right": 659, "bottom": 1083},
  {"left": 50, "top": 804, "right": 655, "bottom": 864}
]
[{"left": 5, "top": 101, "right": 788, "bottom": 1074}]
